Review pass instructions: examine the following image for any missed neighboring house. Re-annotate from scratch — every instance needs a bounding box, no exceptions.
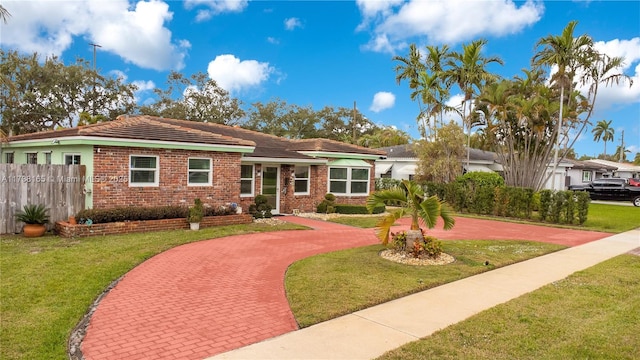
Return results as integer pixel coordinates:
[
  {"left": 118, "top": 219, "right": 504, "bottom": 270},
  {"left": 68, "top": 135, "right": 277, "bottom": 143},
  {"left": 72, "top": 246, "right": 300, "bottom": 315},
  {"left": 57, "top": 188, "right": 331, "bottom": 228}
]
[
  {"left": 375, "top": 144, "right": 503, "bottom": 180},
  {"left": 564, "top": 159, "right": 618, "bottom": 187},
  {"left": 1, "top": 115, "right": 386, "bottom": 214},
  {"left": 584, "top": 159, "right": 640, "bottom": 180}
]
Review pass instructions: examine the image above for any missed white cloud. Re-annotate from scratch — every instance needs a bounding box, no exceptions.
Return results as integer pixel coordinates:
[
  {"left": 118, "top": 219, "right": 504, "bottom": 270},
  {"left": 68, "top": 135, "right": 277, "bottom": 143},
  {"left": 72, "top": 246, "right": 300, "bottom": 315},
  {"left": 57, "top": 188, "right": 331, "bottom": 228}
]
[
  {"left": 207, "top": 54, "right": 274, "bottom": 93},
  {"left": 582, "top": 38, "right": 640, "bottom": 111},
  {"left": 370, "top": 91, "right": 396, "bottom": 112},
  {"left": 184, "top": 0, "right": 248, "bottom": 21},
  {"left": 132, "top": 80, "right": 156, "bottom": 92},
  {"left": 267, "top": 37, "right": 280, "bottom": 44},
  {"left": 359, "top": 0, "right": 543, "bottom": 53},
  {"left": 284, "top": 17, "right": 303, "bottom": 31},
  {"left": 0, "top": 0, "right": 188, "bottom": 71}
]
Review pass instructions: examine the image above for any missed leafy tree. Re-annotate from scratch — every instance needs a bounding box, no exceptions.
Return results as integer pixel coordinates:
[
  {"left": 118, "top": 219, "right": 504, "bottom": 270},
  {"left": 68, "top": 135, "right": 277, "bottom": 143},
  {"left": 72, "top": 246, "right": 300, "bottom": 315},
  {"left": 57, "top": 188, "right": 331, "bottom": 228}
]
[
  {"left": 366, "top": 179, "right": 455, "bottom": 249},
  {"left": 592, "top": 119, "right": 614, "bottom": 157},
  {"left": 1, "top": 50, "right": 136, "bottom": 135},
  {"left": 414, "top": 121, "right": 466, "bottom": 184},
  {"left": 316, "top": 106, "right": 375, "bottom": 143},
  {"left": 357, "top": 126, "right": 411, "bottom": 148},
  {"left": 139, "top": 71, "right": 244, "bottom": 125},
  {"left": 243, "top": 99, "right": 319, "bottom": 139},
  {"left": 634, "top": 152, "right": 640, "bottom": 165}
]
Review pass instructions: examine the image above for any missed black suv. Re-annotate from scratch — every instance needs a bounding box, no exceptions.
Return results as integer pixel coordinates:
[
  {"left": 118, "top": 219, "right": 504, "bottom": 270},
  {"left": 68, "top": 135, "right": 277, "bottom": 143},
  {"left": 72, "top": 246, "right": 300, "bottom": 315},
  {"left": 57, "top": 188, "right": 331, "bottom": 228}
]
[{"left": 569, "top": 178, "right": 640, "bottom": 206}]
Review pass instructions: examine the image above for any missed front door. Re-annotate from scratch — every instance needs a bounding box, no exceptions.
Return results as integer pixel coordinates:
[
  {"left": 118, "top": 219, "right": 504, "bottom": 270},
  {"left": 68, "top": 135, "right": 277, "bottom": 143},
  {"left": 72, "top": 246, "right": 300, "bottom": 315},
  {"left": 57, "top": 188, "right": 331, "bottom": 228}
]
[{"left": 261, "top": 166, "right": 280, "bottom": 214}]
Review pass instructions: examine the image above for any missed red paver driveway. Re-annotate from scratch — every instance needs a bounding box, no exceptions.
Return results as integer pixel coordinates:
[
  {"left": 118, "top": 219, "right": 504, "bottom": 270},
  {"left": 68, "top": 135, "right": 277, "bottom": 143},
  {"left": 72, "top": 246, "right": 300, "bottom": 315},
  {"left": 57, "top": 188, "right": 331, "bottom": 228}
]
[{"left": 81, "top": 216, "right": 609, "bottom": 360}]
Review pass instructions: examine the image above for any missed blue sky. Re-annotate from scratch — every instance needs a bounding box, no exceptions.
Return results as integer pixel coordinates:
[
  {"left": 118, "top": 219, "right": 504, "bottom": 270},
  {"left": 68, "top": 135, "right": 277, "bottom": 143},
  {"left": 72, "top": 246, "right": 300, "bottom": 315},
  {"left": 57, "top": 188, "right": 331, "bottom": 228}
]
[{"left": 1, "top": 0, "right": 639, "bottom": 159}]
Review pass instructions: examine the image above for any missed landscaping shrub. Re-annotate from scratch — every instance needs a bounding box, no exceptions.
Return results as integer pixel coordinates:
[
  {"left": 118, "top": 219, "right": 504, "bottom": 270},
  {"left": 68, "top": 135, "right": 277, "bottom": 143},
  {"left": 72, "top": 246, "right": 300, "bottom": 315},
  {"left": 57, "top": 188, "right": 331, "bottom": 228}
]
[
  {"left": 456, "top": 172, "right": 504, "bottom": 215},
  {"left": 549, "top": 191, "right": 566, "bottom": 224},
  {"left": 564, "top": 191, "right": 576, "bottom": 224},
  {"left": 575, "top": 191, "right": 590, "bottom": 225},
  {"left": 335, "top": 204, "right": 385, "bottom": 214},
  {"left": 75, "top": 203, "right": 240, "bottom": 224},
  {"left": 316, "top": 193, "right": 337, "bottom": 214},
  {"left": 538, "top": 190, "right": 553, "bottom": 221},
  {"left": 410, "top": 235, "right": 443, "bottom": 258},
  {"left": 249, "top": 195, "right": 272, "bottom": 218}
]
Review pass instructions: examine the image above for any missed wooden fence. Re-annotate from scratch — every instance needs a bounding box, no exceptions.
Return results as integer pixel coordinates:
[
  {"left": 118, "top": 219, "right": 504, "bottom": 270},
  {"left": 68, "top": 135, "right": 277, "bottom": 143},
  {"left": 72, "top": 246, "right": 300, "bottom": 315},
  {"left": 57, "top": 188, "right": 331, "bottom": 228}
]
[{"left": 0, "top": 164, "right": 85, "bottom": 234}]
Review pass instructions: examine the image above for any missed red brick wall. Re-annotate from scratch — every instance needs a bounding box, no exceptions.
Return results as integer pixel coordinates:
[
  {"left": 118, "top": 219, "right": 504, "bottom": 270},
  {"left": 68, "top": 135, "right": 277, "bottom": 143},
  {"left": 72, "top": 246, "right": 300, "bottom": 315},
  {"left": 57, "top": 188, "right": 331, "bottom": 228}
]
[
  {"left": 240, "top": 161, "right": 375, "bottom": 214},
  {"left": 55, "top": 214, "right": 252, "bottom": 238},
  {"left": 91, "top": 146, "right": 241, "bottom": 209}
]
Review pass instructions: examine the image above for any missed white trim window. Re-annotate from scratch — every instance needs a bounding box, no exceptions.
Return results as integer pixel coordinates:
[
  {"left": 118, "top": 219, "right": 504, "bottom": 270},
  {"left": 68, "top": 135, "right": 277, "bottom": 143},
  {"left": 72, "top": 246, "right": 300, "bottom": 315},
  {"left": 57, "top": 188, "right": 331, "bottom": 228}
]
[
  {"left": 187, "top": 158, "right": 212, "bottom": 186},
  {"left": 294, "top": 165, "right": 310, "bottom": 195},
  {"left": 64, "top": 153, "right": 81, "bottom": 165},
  {"left": 5, "top": 152, "right": 14, "bottom": 164},
  {"left": 240, "top": 164, "right": 254, "bottom": 197},
  {"left": 329, "top": 167, "right": 370, "bottom": 195},
  {"left": 582, "top": 170, "right": 592, "bottom": 183},
  {"left": 26, "top": 152, "right": 38, "bottom": 164},
  {"left": 130, "top": 155, "right": 159, "bottom": 187}
]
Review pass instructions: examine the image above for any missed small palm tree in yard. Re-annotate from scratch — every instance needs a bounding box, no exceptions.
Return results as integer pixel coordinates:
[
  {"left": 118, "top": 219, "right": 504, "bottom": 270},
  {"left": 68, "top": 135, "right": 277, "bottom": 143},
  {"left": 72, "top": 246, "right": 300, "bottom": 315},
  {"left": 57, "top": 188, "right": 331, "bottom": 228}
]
[{"left": 367, "top": 179, "right": 455, "bottom": 253}]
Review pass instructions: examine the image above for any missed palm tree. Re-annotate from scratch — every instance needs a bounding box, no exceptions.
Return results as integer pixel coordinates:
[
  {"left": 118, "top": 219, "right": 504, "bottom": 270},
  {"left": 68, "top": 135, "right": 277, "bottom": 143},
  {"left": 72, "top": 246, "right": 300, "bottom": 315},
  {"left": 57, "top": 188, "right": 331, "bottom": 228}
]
[
  {"left": 446, "top": 39, "right": 503, "bottom": 170},
  {"left": 0, "top": 4, "right": 10, "bottom": 24},
  {"left": 592, "top": 119, "right": 614, "bottom": 157},
  {"left": 366, "top": 179, "right": 455, "bottom": 250},
  {"left": 532, "top": 20, "right": 594, "bottom": 187}
]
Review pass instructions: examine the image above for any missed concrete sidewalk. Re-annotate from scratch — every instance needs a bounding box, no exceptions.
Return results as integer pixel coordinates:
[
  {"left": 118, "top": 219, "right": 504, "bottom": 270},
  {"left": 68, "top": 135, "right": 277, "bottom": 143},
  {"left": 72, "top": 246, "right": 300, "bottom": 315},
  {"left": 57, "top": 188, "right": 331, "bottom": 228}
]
[{"left": 209, "top": 229, "right": 640, "bottom": 360}]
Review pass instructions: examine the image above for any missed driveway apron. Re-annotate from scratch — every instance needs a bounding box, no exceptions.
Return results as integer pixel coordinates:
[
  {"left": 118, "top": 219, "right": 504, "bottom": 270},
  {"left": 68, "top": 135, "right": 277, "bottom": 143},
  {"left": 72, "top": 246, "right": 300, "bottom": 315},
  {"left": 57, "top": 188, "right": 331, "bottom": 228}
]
[{"left": 81, "top": 216, "right": 610, "bottom": 360}]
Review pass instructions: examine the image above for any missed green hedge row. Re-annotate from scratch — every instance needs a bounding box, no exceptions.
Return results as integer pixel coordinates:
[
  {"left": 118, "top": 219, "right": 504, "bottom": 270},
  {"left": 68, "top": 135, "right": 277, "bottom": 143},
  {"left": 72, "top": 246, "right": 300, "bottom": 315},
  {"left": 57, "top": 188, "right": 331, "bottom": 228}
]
[
  {"left": 76, "top": 205, "right": 236, "bottom": 224},
  {"left": 419, "top": 173, "right": 590, "bottom": 225}
]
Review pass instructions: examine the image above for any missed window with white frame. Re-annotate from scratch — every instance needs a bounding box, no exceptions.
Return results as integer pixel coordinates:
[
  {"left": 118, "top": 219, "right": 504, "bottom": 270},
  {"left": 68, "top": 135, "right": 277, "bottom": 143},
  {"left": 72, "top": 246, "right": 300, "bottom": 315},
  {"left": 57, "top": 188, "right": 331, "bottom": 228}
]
[
  {"left": 26, "top": 152, "right": 37, "bottom": 164},
  {"left": 130, "top": 155, "right": 158, "bottom": 186},
  {"left": 582, "top": 170, "right": 592, "bottom": 182},
  {"left": 294, "top": 165, "right": 310, "bottom": 194},
  {"left": 187, "top": 158, "right": 211, "bottom": 185},
  {"left": 5, "top": 152, "right": 14, "bottom": 164},
  {"left": 240, "top": 164, "right": 254, "bottom": 196},
  {"left": 329, "top": 167, "right": 370, "bottom": 195},
  {"left": 64, "top": 153, "right": 81, "bottom": 165}
]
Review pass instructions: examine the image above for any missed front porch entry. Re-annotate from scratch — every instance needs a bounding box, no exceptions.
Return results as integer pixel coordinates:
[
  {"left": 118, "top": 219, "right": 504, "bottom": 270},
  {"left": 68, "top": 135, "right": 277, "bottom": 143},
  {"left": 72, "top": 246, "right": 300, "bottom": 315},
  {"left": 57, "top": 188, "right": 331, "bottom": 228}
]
[{"left": 261, "top": 165, "right": 280, "bottom": 214}]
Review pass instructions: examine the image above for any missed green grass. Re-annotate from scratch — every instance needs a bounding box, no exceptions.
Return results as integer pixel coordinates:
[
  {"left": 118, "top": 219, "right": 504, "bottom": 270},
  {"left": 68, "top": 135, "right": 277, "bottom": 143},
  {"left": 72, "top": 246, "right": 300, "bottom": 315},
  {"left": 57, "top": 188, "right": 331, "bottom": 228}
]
[
  {"left": 285, "top": 240, "right": 566, "bottom": 327},
  {"left": 583, "top": 203, "right": 640, "bottom": 232},
  {"left": 0, "top": 222, "right": 306, "bottom": 360},
  {"left": 377, "top": 254, "right": 640, "bottom": 360},
  {"left": 326, "top": 215, "right": 386, "bottom": 228}
]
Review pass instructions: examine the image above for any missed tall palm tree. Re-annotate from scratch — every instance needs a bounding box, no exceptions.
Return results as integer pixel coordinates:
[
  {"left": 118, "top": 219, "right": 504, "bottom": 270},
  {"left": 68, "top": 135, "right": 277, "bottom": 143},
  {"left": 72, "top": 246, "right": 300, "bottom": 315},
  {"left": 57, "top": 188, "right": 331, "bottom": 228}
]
[
  {"left": 532, "top": 20, "right": 594, "bottom": 187},
  {"left": 592, "top": 119, "right": 614, "bottom": 157},
  {"left": 446, "top": 39, "right": 503, "bottom": 170},
  {"left": 366, "top": 179, "right": 455, "bottom": 250}
]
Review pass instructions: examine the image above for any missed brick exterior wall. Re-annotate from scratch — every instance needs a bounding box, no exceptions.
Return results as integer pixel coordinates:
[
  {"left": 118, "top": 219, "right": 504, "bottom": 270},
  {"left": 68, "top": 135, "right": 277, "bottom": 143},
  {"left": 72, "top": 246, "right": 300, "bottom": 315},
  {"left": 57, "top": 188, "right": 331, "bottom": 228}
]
[
  {"left": 91, "top": 146, "right": 242, "bottom": 209},
  {"left": 239, "top": 160, "right": 376, "bottom": 214},
  {"left": 55, "top": 214, "right": 253, "bottom": 238}
]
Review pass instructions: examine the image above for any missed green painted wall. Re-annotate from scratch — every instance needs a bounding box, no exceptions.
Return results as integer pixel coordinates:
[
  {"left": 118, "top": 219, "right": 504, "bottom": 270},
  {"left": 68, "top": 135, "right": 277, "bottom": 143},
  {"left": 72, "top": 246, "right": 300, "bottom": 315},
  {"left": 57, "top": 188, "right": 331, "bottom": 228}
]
[{"left": 1, "top": 144, "right": 95, "bottom": 208}]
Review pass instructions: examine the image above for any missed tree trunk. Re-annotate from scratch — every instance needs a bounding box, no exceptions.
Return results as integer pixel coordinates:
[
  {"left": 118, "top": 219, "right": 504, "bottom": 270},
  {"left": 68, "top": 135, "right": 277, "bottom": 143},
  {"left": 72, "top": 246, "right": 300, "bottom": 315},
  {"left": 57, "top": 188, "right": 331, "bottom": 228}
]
[{"left": 405, "top": 229, "right": 424, "bottom": 252}]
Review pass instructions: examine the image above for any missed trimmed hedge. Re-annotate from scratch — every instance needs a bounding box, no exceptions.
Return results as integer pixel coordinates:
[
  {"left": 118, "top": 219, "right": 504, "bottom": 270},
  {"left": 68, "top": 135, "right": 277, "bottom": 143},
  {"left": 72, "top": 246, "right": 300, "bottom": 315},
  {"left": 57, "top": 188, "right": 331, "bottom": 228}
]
[{"left": 76, "top": 205, "right": 236, "bottom": 224}]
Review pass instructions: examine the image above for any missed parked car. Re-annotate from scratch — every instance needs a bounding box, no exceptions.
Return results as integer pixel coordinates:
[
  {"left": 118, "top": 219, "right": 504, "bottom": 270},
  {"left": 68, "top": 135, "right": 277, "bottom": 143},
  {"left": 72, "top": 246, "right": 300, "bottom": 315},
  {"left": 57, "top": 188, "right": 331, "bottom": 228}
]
[
  {"left": 569, "top": 178, "right": 640, "bottom": 206},
  {"left": 628, "top": 178, "right": 640, "bottom": 187}
]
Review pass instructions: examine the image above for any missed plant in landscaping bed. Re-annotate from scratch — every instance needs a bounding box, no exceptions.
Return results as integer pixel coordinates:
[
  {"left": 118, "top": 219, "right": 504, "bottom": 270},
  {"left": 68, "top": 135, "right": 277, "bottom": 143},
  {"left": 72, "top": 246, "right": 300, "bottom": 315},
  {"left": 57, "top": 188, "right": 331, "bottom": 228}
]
[
  {"left": 367, "top": 179, "right": 455, "bottom": 251},
  {"left": 249, "top": 195, "right": 273, "bottom": 218},
  {"left": 334, "top": 204, "right": 385, "bottom": 214},
  {"left": 575, "top": 191, "right": 590, "bottom": 225},
  {"left": 538, "top": 189, "right": 553, "bottom": 221},
  {"left": 187, "top": 198, "right": 204, "bottom": 224},
  {"left": 316, "top": 193, "right": 336, "bottom": 214}
]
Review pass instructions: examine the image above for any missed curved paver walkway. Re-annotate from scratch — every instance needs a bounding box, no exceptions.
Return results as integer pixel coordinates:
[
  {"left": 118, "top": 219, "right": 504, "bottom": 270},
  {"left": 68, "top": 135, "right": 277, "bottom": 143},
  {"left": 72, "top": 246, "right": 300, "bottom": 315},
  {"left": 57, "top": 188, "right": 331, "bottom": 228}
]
[{"left": 81, "top": 216, "right": 610, "bottom": 360}]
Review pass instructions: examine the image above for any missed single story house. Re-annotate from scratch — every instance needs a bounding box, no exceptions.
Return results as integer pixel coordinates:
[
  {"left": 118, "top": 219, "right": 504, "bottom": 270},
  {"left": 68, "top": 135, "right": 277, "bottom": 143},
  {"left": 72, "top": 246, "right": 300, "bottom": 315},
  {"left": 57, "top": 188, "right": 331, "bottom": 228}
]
[
  {"left": 584, "top": 159, "right": 640, "bottom": 180},
  {"left": 564, "top": 159, "right": 618, "bottom": 187},
  {"left": 1, "top": 115, "right": 386, "bottom": 214},
  {"left": 375, "top": 144, "right": 504, "bottom": 180}
]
